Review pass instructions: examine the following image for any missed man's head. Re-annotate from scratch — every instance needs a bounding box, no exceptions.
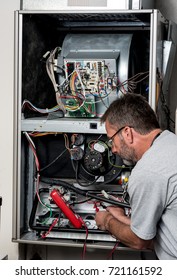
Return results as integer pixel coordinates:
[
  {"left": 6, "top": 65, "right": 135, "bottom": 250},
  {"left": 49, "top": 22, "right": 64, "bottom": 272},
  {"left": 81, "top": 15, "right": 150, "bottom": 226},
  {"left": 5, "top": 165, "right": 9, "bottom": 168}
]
[
  {"left": 101, "top": 93, "right": 160, "bottom": 163},
  {"left": 101, "top": 93, "right": 160, "bottom": 133}
]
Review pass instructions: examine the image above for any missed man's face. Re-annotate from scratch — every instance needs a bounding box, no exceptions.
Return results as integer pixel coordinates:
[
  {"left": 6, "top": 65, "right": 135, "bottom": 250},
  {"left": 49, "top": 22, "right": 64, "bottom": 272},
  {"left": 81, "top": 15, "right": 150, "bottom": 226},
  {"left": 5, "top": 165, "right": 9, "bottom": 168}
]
[
  {"left": 116, "top": 136, "right": 136, "bottom": 165},
  {"left": 105, "top": 120, "right": 137, "bottom": 164}
]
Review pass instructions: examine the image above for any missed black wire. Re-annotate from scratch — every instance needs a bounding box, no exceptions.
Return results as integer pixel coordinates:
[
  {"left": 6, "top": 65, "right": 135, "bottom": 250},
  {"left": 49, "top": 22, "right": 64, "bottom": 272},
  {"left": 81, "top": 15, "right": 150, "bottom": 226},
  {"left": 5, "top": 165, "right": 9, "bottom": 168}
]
[
  {"left": 75, "top": 161, "right": 101, "bottom": 187},
  {"left": 39, "top": 177, "right": 130, "bottom": 208},
  {"left": 69, "top": 197, "right": 92, "bottom": 206},
  {"left": 86, "top": 192, "right": 130, "bottom": 208},
  {"left": 40, "top": 149, "right": 67, "bottom": 172},
  {"left": 40, "top": 177, "right": 86, "bottom": 195},
  {"left": 71, "top": 159, "right": 97, "bottom": 183}
]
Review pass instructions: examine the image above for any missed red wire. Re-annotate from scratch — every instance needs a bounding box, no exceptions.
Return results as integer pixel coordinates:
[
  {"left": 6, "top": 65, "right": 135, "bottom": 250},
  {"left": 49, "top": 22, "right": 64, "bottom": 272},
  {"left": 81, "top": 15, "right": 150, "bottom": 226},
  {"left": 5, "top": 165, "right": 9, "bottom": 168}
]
[
  {"left": 79, "top": 217, "right": 89, "bottom": 260},
  {"left": 41, "top": 218, "right": 59, "bottom": 239},
  {"left": 107, "top": 241, "right": 120, "bottom": 259}
]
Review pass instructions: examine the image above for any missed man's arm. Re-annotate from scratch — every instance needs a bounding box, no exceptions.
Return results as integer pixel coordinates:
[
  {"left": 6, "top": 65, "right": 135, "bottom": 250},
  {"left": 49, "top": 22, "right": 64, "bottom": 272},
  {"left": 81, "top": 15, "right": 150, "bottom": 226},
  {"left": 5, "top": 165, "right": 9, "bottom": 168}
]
[{"left": 95, "top": 210, "right": 153, "bottom": 250}]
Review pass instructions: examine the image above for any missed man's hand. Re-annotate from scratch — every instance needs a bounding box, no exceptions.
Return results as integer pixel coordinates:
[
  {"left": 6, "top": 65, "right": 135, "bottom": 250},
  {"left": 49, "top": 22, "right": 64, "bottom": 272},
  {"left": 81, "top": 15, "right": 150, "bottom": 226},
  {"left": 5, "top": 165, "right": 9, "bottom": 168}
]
[
  {"left": 95, "top": 207, "right": 152, "bottom": 250},
  {"left": 107, "top": 206, "right": 131, "bottom": 225},
  {"left": 95, "top": 211, "right": 114, "bottom": 231}
]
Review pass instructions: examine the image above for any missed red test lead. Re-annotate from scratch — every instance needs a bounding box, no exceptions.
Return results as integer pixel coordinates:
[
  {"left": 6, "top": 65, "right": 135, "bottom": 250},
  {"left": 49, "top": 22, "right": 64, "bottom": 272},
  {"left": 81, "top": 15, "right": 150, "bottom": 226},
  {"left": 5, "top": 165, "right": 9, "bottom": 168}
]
[{"left": 50, "top": 189, "right": 83, "bottom": 229}]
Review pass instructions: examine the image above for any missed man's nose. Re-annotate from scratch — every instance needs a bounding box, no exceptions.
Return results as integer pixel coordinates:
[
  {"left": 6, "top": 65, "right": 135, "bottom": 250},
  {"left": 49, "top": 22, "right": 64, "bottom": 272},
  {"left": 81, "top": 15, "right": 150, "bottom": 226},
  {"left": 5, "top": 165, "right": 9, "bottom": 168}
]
[{"left": 111, "top": 145, "right": 117, "bottom": 154}]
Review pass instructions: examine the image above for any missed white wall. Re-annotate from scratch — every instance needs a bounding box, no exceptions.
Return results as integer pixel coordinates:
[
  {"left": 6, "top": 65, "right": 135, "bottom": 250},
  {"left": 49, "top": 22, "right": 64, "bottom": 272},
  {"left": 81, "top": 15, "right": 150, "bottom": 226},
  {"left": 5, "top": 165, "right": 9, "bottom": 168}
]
[{"left": 0, "top": 0, "right": 20, "bottom": 259}]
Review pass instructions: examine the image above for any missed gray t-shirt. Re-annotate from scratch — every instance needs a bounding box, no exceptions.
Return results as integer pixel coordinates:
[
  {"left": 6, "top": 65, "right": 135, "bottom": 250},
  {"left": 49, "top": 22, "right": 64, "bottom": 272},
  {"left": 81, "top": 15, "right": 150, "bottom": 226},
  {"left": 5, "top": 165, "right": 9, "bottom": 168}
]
[{"left": 128, "top": 130, "right": 177, "bottom": 259}]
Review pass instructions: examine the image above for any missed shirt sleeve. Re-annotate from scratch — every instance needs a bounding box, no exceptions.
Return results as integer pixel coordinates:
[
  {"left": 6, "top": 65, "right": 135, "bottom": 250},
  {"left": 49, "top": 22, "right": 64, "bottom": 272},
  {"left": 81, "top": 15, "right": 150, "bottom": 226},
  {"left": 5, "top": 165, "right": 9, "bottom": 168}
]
[{"left": 128, "top": 168, "right": 168, "bottom": 240}]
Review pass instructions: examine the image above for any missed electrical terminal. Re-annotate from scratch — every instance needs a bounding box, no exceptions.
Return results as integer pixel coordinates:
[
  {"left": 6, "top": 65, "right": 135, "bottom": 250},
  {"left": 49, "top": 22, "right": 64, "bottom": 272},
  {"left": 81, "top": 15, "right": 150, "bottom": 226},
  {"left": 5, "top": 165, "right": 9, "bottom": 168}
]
[
  {"left": 101, "top": 190, "right": 110, "bottom": 199},
  {"left": 42, "top": 51, "right": 50, "bottom": 59}
]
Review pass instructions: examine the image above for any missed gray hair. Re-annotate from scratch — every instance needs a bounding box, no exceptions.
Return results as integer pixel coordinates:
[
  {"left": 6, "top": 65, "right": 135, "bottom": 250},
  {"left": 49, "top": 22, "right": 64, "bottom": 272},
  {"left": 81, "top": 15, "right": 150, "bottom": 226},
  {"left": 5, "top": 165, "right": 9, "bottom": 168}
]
[{"left": 101, "top": 93, "right": 160, "bottom": 134}]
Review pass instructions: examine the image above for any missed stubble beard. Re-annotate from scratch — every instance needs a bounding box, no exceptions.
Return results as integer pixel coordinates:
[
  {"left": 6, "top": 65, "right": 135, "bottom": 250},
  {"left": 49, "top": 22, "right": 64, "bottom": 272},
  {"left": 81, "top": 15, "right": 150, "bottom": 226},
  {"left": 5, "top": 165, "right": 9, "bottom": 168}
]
[{"left": 118, "top": 138, "right": 137, "bottom": 165}]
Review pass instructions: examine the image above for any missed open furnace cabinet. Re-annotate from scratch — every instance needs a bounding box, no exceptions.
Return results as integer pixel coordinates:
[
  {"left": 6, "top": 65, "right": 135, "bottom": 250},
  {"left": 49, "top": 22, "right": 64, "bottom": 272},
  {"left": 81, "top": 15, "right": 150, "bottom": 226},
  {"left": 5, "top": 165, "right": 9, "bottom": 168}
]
[{"left": 13, "top": 9, "right": 169, "bottom": 256}]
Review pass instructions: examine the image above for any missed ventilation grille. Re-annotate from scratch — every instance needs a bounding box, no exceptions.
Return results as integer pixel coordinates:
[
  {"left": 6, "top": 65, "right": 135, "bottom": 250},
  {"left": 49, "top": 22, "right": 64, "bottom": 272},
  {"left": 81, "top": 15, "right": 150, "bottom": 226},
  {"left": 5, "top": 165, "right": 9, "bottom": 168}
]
[{"left": 50, "top": 13, "right": 148, "bottom": 25}]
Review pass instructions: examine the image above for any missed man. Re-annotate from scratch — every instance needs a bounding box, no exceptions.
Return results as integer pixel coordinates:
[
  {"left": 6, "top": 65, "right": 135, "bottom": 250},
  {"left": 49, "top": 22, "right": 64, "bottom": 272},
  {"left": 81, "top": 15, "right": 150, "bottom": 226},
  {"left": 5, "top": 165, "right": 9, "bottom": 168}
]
[{"left": 95, "top": 93, "right": 177, "bottom": 259}]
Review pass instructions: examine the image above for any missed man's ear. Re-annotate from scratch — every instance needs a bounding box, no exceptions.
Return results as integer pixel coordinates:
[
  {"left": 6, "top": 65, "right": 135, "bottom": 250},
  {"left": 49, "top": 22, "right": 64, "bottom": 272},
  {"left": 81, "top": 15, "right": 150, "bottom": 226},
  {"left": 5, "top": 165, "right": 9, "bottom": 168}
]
[{"left": 124, "top": 126, "right": 133, "bottom": 144}]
